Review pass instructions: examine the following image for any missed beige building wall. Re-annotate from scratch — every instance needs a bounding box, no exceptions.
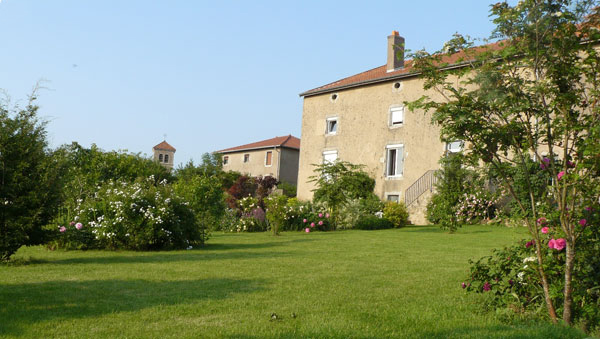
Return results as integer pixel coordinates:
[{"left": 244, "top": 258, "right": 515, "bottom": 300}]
[
  {"left": 297, "top": 76, "right": 447, "bottom": 204},
  {"left": 223, "top": 147, "right": 294, "bottom": 181}
]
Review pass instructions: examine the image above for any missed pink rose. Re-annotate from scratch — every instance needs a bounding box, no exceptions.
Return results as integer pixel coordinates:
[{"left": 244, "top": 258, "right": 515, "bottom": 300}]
[
  {"left": 75, "top": 222, "right": 83, "bottom": 230},
  {"left": 557, "top": 171, "right": 565, "bottom": 180},
  {"left": 303, "top": 219, "right": 307, "bottom": 223},
  {"left": 59, "top": 226, "right": 66, "bottom": 233},
  {"left": 310, "top": 222, "right": 315, "bottom": 227},
  {"left": 325, "top": 213, "right": 330, "bottom": 218},
  {"left": 541, "top": 227, "right": 549, "bottom": 234},
  {"left": 318, "top": 221, "right": 323, "bottom": 226},
  {"left": 318, "top": 213, "right": 323, "bottom": 218},
  {"left": 461, "top": 282, "right": 467, "bottom": 289},
  {"left": 483, "top": 282, "right": 491, "bottom": 292},
  {"left": 548, "top": 239, "right": 556, "bottom": 249},
  {"left": 526, "top": 240, "right": 534, "bottom": 248},
  {"left": 579, "top": 219, "right": 587, "bottom": 227},
  {"left": 305, "top": 228, "right": 310, "bottom": 233},
  {"left": 69, "top": 221, "right": 75, "bottom": 226},
  {"left": 554, "top": 238, "right": 566, "bottom": 251},
  {"left": 536, "top": 217, "right": 547, "bottom": 225}
]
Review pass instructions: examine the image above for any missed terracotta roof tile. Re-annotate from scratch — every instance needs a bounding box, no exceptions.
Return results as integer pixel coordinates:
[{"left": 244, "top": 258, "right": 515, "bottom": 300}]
[
  {"left": 216, "top": 135, "right": 300, "bottom": 153},
  {"left": 300, "top": 41, "right": 505, "bottom": 97},
  {"left": 153, "top": 140, "right": 176, "bottom": 152}
]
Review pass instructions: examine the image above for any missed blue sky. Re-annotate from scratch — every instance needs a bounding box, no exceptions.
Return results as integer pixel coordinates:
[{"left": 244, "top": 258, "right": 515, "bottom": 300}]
[{"left": 0, "top": 1, "right": 514, "bottom": 167}]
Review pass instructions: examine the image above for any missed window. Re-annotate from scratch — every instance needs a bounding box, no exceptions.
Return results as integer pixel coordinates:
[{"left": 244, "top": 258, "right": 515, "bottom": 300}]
[
  {"left": 158, "top": 154, "right": 163, "bottom": 162},
  {"left": 386, "top": 144, "right": 404, "bottom": 177},
  {"left": 322, "top": 150, "right": 338, "bottom": 164},
  {"left": 164, "top": 154, "right": 169, "bottom": 163},
  {"left": 389, "top": 106, "right": 404, "bottom": 126},
  {"left": 223, "top": 156, "right": 229, "bottom": 165},
  {"left": 446, "top": 141, "right": 463, "bottom": 153},
  {"left": 244, "top": 154, "right": 250, "bottom": 163},
  {"left": 326, "top": 117, "right": 338, "bottom": 135},
  {"left": 265, "top": 151, "right": 272, "bottom": 166},
  {"left": 387, "top": 194, "right": 400, "bottom": 202}
]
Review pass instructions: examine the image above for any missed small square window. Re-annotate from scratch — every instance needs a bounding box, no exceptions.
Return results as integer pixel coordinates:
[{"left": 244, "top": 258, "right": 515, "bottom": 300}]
[
  {"left": 390, "top": 107, "right": 404, "bottom": 126},
  {"left": 265, "top": 151, "right": 272, "bottom": 166},
  {"left": 223, "top": 156, "right": 229, "bottom": 165},
  {"left": 387, "top": 194, "right": 400, "bottom": 202},
  {"left": 244, "top": 154, "right": 250, "bottom": 163},
  {"left": 158, "top": 154, "right": 163, "bottom": 162},
  {"left": 446, "top": 141, "right": 463, "bottom": 153},
  {"left": 323, "top": 150, "right": 338, "bottom": 164},
  {"left": 326, "top": 117, "right": 338, "bottom": 135},
  {"left": 164, "top": 154, "right": 169, "bottom": 163}
]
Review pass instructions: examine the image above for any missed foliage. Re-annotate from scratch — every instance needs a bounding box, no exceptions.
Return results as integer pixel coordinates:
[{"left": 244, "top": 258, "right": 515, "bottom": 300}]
[
  {"left": 265, "top": 194, "right": 288, "bottom": 235},
  {"left": 354, "top": 215, "right": 394, "bottom": 230},
  {"left": 338, "top": 194, "right": 384, "bottom": 230},
  {"left": 173, "top": 174, "right": 225, "bottom": 233},
  {"left": 0, "top": 94, "right": 62, "bottom": 260},
  {"left": 309, "top": 161, "right": 375, "bottom": 228},
  {"left": 234, "top": 197, "right": 267, "bottom": 232},
  {"left": 277, "top": 181, "right": 297, "bottom": 198},
  {"left": 278, "top": 198, "right": 313, "bottom": 231},
  {"left": 465, "top": 204, "right": 600, "bottom": 331},
  {"left": 455, "top": 187, "right": 499, "bottom": 224},
  {"left": 383, "top": 201, "right": 410, "bottom": 228},
  {"left": 49, "top": 177, "right": 203, "bottom": 250},
  {"left": 408, "top": 0, "right": 600, "bottom": 325},
  {"left": 255, "top": 175, "right": 279, "bottom": 208},
  {"left": 426, "top": 154, "right": 482, "bottom": 232},
  {"left": 226, "top": 175, "right": 257, "bottom": 209},
  {"left": 175, "top": 154, "right": 242, "bottom": 191}
]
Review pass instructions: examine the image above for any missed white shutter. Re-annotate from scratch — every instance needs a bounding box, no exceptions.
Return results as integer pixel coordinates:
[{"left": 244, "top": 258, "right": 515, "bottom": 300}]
[
  {"left": 323, "top": 151, "right": 338, "bottom": 164},
  {"left": 390, "top": 107, "right": 404, "bottom": 125},
  {"left": 397, "top": 145, "right": 404, "bottom": 176}
]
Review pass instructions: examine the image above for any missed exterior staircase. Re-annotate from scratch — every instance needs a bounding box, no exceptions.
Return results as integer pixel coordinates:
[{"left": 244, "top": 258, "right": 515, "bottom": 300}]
[{"left": 404, "top": 170, "right": 438, "bottom": 225}]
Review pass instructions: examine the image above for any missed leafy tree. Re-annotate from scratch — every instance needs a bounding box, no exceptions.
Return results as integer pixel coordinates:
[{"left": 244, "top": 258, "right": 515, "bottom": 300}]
[
  {"left": 309, "top": 161, "right": 376, "bottom": 228},
  {"left": 408, "top": 0, "right": 600, "bottom": 324},
  {"left": 0, "top": 94, "right": 61, "bottom": 260}
]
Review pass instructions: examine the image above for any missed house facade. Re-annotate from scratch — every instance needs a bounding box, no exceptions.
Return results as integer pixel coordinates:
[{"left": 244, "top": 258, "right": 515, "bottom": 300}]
[
  {"left": 153, "top": 140, "right": 176, "bottom": 170},
  {"left": 297, "top": 31, "right": 462, "bottom": 223},
  {"left": 217, "top": 135, "right": 301, "bottom": 185}
]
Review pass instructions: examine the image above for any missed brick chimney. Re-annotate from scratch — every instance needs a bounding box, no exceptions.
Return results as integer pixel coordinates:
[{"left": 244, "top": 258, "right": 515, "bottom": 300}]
[{"left": 387, "top": 31, "right": 405, "bottom": 72}]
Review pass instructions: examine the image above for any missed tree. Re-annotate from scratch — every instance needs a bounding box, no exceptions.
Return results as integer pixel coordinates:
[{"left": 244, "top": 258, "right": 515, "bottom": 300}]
[
  {"left": 408, "top": 0, "right": 600, "bottom": 324},
  {"left": 309, "top": 161, "right": 376, "bottom": 228},
  {"left": 0, "top": 93, "right": 61, "bottom": 260}
]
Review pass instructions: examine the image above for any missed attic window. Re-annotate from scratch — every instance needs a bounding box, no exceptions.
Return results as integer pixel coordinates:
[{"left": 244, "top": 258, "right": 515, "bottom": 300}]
[
  {"left": 223, "top": 156, "right": 229, "bottom": 165},
  {"left": 159, "top": 154, "right": 163, "bottom": 162},
  {"left": 393, "top": 82, "right": 402, "bottom": 89},
  {"left": 164, "top": 154, "right": 169, "bottom": 163},
  {"left": 244, "top": 154, "right": 250, "bottom": 163},
  {"left": 331, "top": 93, "right": 338, "bottom": 101}
]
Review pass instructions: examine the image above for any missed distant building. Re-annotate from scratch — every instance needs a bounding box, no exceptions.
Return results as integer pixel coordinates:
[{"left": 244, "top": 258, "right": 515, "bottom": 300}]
[
  {"left": 153, "top": 140, "right": 176, "bottom": 170},
  {"left": 216, "top": 135, "right": 300, "bottom": 185}
]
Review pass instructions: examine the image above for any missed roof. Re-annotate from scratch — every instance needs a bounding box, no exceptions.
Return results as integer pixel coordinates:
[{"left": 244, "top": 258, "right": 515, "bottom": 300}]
[
  {"left": 216, "top": 135, "right": 301, "bottom": 154},
  {"left": 299, "top": 41, "right": 505, "bottom": 97},
  {"left": 153, "top": 140, "right": 176, "bottom": 152}
]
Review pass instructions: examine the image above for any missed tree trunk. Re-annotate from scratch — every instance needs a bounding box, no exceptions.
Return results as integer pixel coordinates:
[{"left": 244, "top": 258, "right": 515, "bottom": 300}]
[
  {"left": 563, "top": 240, "right": 575, "bottom": 325},
  {"left": 536, "top": 241, "right": 559, "bottom": 323}
]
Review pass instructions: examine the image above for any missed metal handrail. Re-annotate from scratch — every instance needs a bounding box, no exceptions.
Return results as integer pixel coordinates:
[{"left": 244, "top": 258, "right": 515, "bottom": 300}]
[{"left": 404, "top": 170, "right": 438, "bottom": 207}]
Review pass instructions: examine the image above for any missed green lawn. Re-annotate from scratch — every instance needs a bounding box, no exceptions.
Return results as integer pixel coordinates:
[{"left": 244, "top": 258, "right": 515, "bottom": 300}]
[{"left": 0, "top": 226, "right": 588, "bottom": 338}]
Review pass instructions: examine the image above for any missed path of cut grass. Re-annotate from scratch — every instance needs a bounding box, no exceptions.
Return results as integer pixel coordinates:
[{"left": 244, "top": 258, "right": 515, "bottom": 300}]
[{"left": 0, "top": 225, "right": 588, "bottom": 338}]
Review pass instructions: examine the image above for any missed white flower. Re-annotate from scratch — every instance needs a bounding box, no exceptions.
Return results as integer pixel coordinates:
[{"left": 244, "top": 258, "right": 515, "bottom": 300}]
[
  {"left": 523, "top": 256, "right": 536, "bottom": 263},
  {"left": 517, "top": 272, "right": 525, "bottom": 281},
  {"left": 552, "top": 11, "right": 563, "bottom": 17}
]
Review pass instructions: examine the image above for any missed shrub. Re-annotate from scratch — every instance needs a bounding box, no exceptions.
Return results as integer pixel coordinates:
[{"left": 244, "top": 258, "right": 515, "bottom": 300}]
[
  {"left": 383, "top": 201, "right": 410, "bottom": 228},
  {"left": 280, "top": 198, "right": 312, "bottom": 231},
  {"left": 265, "top": 195, "right": 288, "bottom": 235},
  {"left": 0, "top": 94, "right": 62, "bottom": 260},
  {"left": 173, "top": 174, "right": 225, "bottom": 232},
  {"left": 354, "top": 215, "right": 394, "bottom": 230},
  {"left": 226, "top": 175, "right": 256, "bottom": 209},
  {"left": 277, "top": 181, "right": 297, "bottom": 198},
  {"left": 49, "top": 177, "right": 202, "bottom": 250}
]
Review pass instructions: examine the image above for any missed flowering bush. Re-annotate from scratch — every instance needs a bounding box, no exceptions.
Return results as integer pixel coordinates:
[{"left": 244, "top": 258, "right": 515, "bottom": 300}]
[
  {"left": 455, "top": 189, "right": 499, "bottom": 224},
  {"left": 279, "top": 198, "right": 313, "bottom": 231},
  {"left": 464, "top": 205, "right": 600, "bottom": 331},
  {"left": 49, "top": 177, "right": 202, "bottom": 250}
]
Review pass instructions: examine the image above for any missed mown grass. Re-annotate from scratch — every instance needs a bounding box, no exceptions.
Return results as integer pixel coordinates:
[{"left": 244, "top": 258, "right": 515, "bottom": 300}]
[{"left": 0, "top": 225, "right": 589, "bottom": 338}]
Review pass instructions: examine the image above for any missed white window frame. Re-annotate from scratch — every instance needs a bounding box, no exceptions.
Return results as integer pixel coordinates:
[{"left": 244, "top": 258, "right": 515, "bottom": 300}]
[
  {"left": 389, "top": 106, "right": 404, "bottom": 127},
  {"left": 446, "top": 141, "right": 463, "bottom": 153},
  {"left": 386, "top": 193, "right": 401, "bottom": 202},
  {"left": 322, "top": 150, "right": 338, "bottom": 164},
  {"left": 243, "top": 154, "right": 250, "bottom": 163},
  {"left": 265, "top": 151, "right": 273, "bottom": 167},
  {"left": 326, "top": 117, "right": 338, "bottom": 135},
  {"left": 386, "top": 144, "right": 404, "bottom": 178}
]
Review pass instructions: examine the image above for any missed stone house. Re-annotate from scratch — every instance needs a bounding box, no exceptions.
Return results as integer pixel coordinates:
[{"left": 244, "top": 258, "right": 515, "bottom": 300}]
[
  {"left": 153, "top": 140, "right": 176, "bottom": 170},
  {"left": 296, "top": 31, "right": 472, "bottom": 224},
  {"left": 216, "top": 135, "right": 301, "bottom": 185}
]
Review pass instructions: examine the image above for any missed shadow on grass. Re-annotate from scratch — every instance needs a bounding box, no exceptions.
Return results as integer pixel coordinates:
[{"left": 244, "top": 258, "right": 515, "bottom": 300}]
[
  {"left": 0, "top": 277, "right": 264, "bottom": 336},
  {"left": 205, "top": 237, "right": 316, "bottom": 251},
  {"left": 419, "top": 323, "right": 586, "bottom": 339}
]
